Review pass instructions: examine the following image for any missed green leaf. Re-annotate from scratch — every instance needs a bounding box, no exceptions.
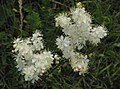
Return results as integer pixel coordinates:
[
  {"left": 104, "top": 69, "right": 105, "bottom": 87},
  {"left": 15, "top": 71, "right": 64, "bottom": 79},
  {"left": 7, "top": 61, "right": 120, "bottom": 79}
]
[
  {"left": 113, "top": 43, "right": 120, "bottom": 47},
  {"left": 98, "top": 64, "right": 112, "bottom": 75},
  {"left": 26, "top": 11, "right": 41, "bottom": 29}
]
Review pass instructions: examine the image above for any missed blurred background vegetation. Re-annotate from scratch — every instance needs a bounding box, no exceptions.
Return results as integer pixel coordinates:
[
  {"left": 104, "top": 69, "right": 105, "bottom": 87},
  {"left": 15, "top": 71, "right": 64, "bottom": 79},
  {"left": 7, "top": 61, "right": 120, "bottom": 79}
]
[{"left": 0, "top": 0, "right": 120, "bottom": 89}]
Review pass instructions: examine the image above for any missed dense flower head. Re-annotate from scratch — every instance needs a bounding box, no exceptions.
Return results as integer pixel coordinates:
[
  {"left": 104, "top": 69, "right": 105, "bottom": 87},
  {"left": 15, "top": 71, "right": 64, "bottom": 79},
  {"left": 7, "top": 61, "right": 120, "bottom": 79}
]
[
  {"left": 70, "top": 53, "right": 89, "bottom": 75},
  {"left": 55, "top": 2, "right": 107, "bottom": 75},
  {"left": 12, "top": 30, "right": 55, "bottom": 83}
]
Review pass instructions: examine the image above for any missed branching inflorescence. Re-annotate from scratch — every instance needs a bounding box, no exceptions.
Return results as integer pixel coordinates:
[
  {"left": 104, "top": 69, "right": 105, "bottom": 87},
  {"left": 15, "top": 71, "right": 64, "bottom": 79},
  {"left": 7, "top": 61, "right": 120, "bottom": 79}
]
[
  {"left": 12, "top": 31, "right": 59, "bottom": 83},
  {"left": 55, "top": 2, "right": 107, "bottom": 75}
]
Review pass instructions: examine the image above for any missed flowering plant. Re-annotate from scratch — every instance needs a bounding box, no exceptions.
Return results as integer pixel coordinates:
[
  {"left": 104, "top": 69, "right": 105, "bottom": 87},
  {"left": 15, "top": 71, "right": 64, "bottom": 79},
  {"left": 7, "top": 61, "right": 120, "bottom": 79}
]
[
  {"left": 55, "top": 2, "right": 107, "bottom": 75},
  {"left": 12, "top": 2, "right": 107, "bottom": 83},
  {"left": 12, "top": 31, "right": 56, "bottom": 83}
]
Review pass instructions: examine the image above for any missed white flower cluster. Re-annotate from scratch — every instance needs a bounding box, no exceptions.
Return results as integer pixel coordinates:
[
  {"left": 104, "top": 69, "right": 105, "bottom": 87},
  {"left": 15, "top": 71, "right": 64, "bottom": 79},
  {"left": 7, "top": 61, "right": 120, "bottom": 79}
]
[
  {"left": 55, "top": 2, "right": 107, "bottom": 75},
  {"left": 12, "top": 31, "right": 55, "bottom": 83}
]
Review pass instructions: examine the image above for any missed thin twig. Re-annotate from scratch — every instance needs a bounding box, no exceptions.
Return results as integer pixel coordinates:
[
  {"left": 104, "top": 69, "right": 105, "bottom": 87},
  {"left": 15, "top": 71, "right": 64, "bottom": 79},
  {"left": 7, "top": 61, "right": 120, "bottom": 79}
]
[
  {"left": 18, "top": 0, "right": 23, "bottom": 32},
  {"left": 50, "top": 0, "right": 70, "bottom": 8}
]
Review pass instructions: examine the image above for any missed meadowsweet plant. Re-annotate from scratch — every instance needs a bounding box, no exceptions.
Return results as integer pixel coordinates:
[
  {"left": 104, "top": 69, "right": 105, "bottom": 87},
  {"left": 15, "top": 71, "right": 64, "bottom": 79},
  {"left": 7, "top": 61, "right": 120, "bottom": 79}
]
[
  {"left": 12, "top": 2, "right": 108, "bottom": 83},
  {"left": 12, "top": 31, "right": 59, "bottom": 83},
  {"left": 55, "top": 2, "right": 107, "bottom": 75}
]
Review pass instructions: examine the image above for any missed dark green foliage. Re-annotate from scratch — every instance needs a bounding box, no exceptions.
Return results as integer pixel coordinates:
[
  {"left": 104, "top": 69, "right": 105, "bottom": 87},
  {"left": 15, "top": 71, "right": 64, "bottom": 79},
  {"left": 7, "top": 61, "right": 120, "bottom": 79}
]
[{"left": 0, "top": 0, "right": 120, "bottom": 89}]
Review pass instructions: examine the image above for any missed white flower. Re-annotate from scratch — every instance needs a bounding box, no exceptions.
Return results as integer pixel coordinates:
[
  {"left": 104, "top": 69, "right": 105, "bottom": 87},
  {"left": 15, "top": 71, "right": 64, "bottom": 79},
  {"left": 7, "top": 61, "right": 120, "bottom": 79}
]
[
  {"left": 23, "top": 65, "right": 39, "bottom": 83},
  {"left": 70, "top": 53, "right": 89, "bottom": 75},
  {"left": 33, "top": 38, "right": 44, "bottom": 50},
  {"left": 55, "top": 13, "right": 71, "bottom": 27},
  {"left": 13, "top": 30, "right": 55, "bottom": 83},
  {"left": 56, "top": 36, "right": 71, "bottom": 50},
  {"left": 55, "top": 2, "right": 108, "bottom": 75},
  {"left": 71, "top": 7, "right": 91, "bottom": 25},
  {"left": 16, "top": 56, "right": 26, "bottom": 71},
  {"left": 54, "top": 54, "right": 61, "bottom": 64},
  {"left": 31, "top": 31, "right": 44, "bottom": 50},
  {"left": 13, "top": 38, "right": 23, "bottom": 48},
  {"left": 32, "top": 30, "right": 43, "bottom": 40},
  {"left": 92, "top": 26, "right": 107, "bottom": 39},
  {"left": 62, "top": 48, "right": 74, "bottom": 59}
]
